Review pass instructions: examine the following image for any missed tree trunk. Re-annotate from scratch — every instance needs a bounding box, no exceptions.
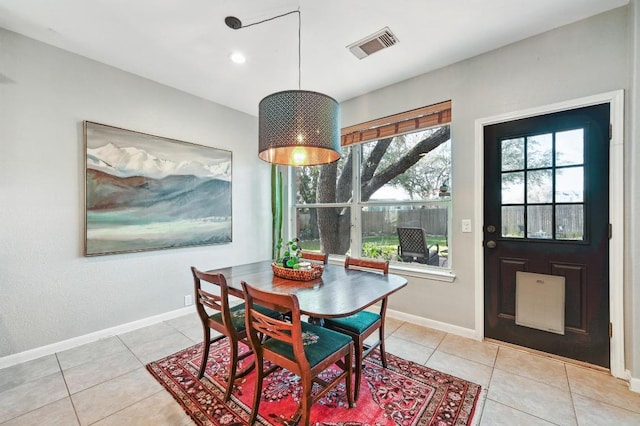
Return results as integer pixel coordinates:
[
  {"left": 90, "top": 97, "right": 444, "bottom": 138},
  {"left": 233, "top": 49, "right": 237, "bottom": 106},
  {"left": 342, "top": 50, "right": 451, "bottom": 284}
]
[{"left": 316, "top": 161, "right": 342, "bottom": 253}]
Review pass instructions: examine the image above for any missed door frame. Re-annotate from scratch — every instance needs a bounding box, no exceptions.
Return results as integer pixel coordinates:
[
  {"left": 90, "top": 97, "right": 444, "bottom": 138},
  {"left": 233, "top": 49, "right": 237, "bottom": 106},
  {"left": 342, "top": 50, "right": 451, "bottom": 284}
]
[{"left": 473, "top": 90, "right": 625, "bottom": 378}]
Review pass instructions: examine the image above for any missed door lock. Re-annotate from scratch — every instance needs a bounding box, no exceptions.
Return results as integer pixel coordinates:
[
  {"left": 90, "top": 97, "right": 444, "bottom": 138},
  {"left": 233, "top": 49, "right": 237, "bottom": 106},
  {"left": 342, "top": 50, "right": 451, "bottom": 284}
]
[{"left": 485, "top": 240, "right": 497, "bottom": 249}]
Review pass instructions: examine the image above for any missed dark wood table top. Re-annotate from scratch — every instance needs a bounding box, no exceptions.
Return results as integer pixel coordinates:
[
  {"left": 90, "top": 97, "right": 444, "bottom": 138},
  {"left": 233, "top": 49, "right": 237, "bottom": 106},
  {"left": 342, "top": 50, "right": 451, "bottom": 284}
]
[{"left": 207, "top": 260, "right": 407, "bottom": 319}]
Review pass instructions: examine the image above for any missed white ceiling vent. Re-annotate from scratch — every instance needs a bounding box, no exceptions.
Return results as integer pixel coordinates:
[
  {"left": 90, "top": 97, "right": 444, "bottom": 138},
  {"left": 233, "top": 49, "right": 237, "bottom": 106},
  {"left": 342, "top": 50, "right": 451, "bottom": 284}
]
[{"left": 347, "top": 27, "right": 398, "bottom": 59}]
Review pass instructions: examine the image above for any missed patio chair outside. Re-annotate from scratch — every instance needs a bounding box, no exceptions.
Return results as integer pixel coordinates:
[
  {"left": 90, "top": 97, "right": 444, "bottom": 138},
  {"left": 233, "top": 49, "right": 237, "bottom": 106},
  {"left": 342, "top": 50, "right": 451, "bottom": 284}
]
[{"left": 397, "top": 227, "right": 440, "bottom": 266}]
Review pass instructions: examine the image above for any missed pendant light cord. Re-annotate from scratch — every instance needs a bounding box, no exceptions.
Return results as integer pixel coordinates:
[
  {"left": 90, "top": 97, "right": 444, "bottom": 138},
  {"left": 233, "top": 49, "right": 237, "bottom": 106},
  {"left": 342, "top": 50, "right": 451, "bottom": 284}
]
[
  {"left": 298, "top": 9, "right": 301, "bottom": 90},
  {"left": 236, "top": 9, "right": 299, "bottom": 29}
]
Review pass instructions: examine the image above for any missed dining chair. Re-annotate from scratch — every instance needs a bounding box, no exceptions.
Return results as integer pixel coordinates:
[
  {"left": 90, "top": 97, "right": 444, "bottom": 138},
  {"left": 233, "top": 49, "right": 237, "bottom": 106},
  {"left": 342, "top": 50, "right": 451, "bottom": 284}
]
[
  {"left": 322, "top": 256, "right": 390, "bottom": 399},
  {"left": 190, "top": 266, "right": 280, "bottom": 402},
  {"left": 241, "top": 281, "right": 354, "bottom": 426},
  {"left": 300, "top": 251, "right": 329, "bottom": 264}
]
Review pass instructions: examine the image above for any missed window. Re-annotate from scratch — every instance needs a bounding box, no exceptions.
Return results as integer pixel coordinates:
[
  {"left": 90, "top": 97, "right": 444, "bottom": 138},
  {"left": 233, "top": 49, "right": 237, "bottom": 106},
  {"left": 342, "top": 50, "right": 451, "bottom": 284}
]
[
  {"left": 501, "top": 129, "right": 585, "bottom": 241},
  {"left": 293, "top": 101, "right": 452, "bottom": 269}
]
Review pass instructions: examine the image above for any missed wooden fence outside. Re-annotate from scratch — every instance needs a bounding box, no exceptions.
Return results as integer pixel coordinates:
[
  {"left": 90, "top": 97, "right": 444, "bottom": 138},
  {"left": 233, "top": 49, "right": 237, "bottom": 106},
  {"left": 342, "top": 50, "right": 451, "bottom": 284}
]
[{"left": 297, "top": 206, "right": 449, "bottom": 239}]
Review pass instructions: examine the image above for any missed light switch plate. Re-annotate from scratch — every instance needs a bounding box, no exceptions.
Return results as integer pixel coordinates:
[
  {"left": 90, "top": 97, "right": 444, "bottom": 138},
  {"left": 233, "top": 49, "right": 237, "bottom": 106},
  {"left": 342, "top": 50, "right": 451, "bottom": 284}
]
[{"left": 462, "top": 219, "right": 472, "bottom": 233}]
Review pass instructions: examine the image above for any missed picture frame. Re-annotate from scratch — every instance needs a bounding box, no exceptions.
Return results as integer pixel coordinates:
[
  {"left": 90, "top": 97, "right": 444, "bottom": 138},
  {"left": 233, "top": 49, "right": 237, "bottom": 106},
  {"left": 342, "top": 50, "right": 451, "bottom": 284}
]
[{"left": 84, "top": 121, "right": 232, "bottom": 256}]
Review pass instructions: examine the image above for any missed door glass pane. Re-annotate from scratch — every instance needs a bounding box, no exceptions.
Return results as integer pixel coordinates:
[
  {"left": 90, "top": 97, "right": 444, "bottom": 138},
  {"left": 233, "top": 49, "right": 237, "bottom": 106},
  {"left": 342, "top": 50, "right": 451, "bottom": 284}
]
[
  {"left": 527, "top": 205, "right": 553, "bottom": 239},
  {"left": 498, "top": 125, "right": 590, "bottom": 243},
  {"left": 502, "top": 138, "right": 524, "bottom": 171},
  {"left": 527, "top": 133, "right": 552, "bottom": 168},
  {"left": 556, "top": 204, "right": 584, "bottom": 240},
  {"left": 556, "top": 167, "right": 584, "bottom": 202},
  {"left": 527, "top": 169, "right": 552, "bottom": 203},
  {"left": 556, "top": 129, "right": 584, "bottom": 166},
  {"left": 502, "top": 206, "right": 524, "bottom": 238},
  {"left": 502, "top": 172, "right": 524, "bottom": 204}
]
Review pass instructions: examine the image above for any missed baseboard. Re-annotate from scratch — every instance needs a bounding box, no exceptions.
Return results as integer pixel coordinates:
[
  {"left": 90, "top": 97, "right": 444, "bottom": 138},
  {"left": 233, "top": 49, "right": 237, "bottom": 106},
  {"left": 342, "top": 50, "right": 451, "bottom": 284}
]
[
  {"left": 13, "top": 304, "right": 627, "bottom": 381},
  {"left": 629, "top": 376, "right": 640, "bottom": 393},
  {"left": 386, "top": 308, "right": 477, "bottom": 340},
  {"left": 0, "top": 306, "right": 194, "bottom": 369}
]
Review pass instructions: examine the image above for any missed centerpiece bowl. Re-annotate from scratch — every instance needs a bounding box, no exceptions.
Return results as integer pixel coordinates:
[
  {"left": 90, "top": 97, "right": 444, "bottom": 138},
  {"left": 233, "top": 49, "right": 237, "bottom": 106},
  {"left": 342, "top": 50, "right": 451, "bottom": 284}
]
[{"left": 271, "top": 263, "right": 324, "bottom": 281}]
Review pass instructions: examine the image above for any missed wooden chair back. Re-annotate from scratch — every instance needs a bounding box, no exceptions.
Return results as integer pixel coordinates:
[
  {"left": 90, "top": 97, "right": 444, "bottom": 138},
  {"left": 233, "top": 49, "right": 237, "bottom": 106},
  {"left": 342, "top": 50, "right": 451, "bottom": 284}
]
[
  {"left": 241, "top": 281, "right": 308, "bottom": 370},
  {"left": 344, "top": 256, "right": 389, "bottom": 274},
  {"left": 191, "top": 267, "right": 235, "bottom": 334},
  {"left": 301, "top": 251, "right": 329, "bottom": 264}
]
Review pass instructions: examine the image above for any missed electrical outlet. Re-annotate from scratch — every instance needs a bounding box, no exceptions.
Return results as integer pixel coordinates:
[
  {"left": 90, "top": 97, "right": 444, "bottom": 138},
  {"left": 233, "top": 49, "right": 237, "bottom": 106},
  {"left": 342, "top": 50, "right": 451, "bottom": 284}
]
[
  {"left": 184, "top": 295, "right": 193, "bottom": 306},
  {"left": 461, "top": 219, "right": 472, "bottom": 233}
]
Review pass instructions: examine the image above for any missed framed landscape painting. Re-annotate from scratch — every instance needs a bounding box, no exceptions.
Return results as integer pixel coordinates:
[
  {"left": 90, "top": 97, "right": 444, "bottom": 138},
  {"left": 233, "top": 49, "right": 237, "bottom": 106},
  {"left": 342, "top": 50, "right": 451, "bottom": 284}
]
[{"left": 84, "top": 121, "right": 232, "bottom": 256}]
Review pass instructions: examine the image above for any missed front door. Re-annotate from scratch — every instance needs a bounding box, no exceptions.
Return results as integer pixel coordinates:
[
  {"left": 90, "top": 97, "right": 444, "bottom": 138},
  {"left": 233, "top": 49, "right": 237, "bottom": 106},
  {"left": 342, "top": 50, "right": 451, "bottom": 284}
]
[{"left": 483, "top": 103, "right": 610, "bottom": 367}]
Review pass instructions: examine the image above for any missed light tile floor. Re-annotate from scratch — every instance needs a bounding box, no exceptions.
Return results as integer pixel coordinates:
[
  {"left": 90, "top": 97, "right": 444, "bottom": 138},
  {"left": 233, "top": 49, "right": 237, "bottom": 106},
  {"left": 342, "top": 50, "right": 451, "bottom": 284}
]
[{"left": 2, "top": 313, "right": 640, "bottom": 425}]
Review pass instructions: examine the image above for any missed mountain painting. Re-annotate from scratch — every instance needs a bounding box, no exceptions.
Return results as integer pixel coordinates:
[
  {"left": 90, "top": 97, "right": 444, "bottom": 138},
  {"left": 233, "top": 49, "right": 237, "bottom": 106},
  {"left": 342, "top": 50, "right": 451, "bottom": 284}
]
[{"left": 84, "top": 121, "right": 232, "bottom": 256}]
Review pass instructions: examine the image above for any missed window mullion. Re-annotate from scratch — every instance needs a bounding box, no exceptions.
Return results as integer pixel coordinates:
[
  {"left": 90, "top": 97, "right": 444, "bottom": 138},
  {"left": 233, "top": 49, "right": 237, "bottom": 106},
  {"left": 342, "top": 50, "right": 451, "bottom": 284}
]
[
  {"left": 286, "top": 165, "right": 295, "bottom": 243},
  {"left": 351, "top": 144, "right": 362, "bottom": 258}
]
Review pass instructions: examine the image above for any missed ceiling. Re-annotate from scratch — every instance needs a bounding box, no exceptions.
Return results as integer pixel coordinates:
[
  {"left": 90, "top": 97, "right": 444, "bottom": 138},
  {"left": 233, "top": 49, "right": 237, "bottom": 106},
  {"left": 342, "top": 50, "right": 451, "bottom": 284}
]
[{"left": 0, "top": 0, "right": 628, "bottom": 117}]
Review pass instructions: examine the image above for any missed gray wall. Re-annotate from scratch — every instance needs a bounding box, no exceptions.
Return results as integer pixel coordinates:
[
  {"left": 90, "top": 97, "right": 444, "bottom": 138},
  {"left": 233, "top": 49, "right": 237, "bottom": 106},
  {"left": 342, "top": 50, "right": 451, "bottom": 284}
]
[
  {"left": 627, "top": 0, "right": 640, "bottom": 384},
  {"left": 342, "top": 6, "right": 638, "bottom": 376},
  {"left": 0, "top": 28, "right": 271, "bottom": 357}
]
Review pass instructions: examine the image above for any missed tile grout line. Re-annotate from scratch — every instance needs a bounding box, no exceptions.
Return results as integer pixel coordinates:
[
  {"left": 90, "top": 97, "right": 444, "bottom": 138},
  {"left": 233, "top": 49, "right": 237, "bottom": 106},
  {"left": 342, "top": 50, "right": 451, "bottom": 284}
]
[
  {"left": 86, "top": 389, "right": 168, "bottom": 425},
  {"left": 56, "top": 353, "right": 82, "bottom": 426},
  {"left": 491, "top": 344, "right": 577, "bottom": 392},
  {"left": 567, "top": 363, "right": 580, "bottom": 425}
]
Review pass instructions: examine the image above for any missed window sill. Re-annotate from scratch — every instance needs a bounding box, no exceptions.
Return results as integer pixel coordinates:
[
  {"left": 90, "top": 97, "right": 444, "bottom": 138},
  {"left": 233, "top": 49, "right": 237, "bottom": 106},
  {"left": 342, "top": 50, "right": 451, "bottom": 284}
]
[
  {"left": 389, "top": 264, "right": 456, "bottom": 282},
  {"left": 327, "top": 257, "right": 456, "bottom": 283}
]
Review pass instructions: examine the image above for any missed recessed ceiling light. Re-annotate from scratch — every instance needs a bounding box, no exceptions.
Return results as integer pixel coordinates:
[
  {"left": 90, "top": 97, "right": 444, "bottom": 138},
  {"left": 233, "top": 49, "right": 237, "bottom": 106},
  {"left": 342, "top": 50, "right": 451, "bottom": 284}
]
[{"left": 230, "top": 52, "right": 246, "bottom": 64}]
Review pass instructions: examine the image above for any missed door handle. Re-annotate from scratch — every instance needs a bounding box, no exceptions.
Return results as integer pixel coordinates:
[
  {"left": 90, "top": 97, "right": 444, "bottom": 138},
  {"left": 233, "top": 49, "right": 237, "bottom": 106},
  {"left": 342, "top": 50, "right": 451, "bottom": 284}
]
[{"left": 485, "top": 240, "right": 497, "bottom": 249}]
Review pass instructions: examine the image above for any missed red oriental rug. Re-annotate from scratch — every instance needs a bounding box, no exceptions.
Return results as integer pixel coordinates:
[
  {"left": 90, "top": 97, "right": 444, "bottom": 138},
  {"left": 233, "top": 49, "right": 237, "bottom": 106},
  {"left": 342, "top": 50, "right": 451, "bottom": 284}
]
[{"left": 146, "top": 339, "right": 484, "bottom": 425}]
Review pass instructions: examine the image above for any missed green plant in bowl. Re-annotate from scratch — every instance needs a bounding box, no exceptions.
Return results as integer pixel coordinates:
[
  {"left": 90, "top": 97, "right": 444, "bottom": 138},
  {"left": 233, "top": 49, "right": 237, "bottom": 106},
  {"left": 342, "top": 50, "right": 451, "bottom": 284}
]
[{"left": 277, "top": 238, "right": 302, "bottom": 269}]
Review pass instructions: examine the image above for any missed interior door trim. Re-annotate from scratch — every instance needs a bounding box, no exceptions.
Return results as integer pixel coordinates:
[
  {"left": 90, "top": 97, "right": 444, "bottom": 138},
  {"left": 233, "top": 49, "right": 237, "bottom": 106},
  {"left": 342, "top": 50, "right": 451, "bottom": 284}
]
[{"left": 473, "top": 90, "right": 625, "bottom": 378}]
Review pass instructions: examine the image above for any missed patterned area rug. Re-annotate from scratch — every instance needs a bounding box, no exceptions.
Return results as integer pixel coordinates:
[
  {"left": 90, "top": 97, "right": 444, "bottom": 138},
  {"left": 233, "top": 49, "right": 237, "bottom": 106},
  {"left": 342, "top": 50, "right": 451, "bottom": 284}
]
[{"left": 146, "top": 339, "right": 483, "bottom": 425}]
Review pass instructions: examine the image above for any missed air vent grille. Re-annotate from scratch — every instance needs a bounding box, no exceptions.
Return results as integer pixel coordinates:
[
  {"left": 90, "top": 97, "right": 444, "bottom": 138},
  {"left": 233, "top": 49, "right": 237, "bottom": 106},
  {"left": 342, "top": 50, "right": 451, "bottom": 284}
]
[
  {"left": 378, "top": 32, "right": 396, "bottom": 47},
  {"left": 347, "top": 27, "right": 398, "bottom": 60}
]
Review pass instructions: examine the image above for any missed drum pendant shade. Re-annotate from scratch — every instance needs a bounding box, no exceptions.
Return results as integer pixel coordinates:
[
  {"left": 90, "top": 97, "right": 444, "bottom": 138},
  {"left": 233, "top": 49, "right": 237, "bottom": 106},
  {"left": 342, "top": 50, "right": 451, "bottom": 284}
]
[{"left": 258, "top": 89, "right": 341, "bottom": 166}]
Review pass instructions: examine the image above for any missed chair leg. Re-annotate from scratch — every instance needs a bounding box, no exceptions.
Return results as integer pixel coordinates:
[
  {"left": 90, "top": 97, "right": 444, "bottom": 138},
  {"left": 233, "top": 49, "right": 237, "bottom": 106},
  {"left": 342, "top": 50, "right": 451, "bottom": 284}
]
[
  {"left": 379, "top": 326, "right": 387, "bottom": 368},
  {"left": 223, "top": 336, "right": 238, "bottom": 402},
  {"left": 345, "top": 344, "right": 355, "bottom": 408},
  {"left": 299, "top": 376, "right": 313, "bottom": 426},
  {"left": 249, "top": 356, "right": 264, "bottom": 426},
  {"left": 354, "top": 339, "right": 364, "bottom": 400},
  {"left": 198, "top": 328, "right": 210, "bottom": 379}
]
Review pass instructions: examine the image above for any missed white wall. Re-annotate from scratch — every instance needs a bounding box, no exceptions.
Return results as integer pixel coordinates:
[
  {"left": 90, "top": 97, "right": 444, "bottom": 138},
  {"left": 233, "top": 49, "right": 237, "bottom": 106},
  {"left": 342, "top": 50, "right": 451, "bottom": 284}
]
[
  {"left": 343, "top": 5, "right": 636, "bottom": 371},
  {"left": 0, "top": 28, "right": 270, "bottom": 358}
]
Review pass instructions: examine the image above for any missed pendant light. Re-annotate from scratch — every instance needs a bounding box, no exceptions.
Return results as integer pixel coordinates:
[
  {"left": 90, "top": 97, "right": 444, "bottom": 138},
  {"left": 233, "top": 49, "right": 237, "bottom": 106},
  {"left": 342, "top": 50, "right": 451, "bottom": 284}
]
[{"left": 225, "top": 9, "right": 341, "bottom": 166}]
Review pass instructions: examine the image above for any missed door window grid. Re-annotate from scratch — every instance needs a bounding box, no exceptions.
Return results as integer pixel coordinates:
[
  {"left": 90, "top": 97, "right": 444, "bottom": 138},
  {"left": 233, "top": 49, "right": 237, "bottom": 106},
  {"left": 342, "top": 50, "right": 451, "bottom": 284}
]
[{"left": 500, "top": 129, "right": 585, "bottom": 241}]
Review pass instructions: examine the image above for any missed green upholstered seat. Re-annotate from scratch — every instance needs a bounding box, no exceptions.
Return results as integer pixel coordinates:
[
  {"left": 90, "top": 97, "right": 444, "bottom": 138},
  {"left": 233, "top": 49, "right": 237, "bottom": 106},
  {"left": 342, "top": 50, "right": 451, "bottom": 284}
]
[
  {"left": 211, "top": 303, "right": 279, "bottom": 332},
  {"left": 323, "top": 311, "right": 380, "bottom": 334},
  {"left": 263, "top": 322, "right": 352, "bottom": 368}
]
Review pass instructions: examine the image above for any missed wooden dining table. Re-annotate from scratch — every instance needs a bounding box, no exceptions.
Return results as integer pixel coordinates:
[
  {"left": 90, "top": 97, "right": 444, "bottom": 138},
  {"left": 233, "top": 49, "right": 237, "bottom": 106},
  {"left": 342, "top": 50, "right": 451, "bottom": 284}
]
[{"left": 207, "top": 260, "right": 407, "bottom": 319}]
